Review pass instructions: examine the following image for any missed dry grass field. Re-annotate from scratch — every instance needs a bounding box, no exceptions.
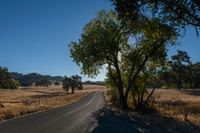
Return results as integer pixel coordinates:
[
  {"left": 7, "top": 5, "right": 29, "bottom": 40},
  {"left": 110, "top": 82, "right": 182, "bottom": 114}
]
[
  {"left": 154, "top": 89, "right": 200, "bottom": 125},
  {"left": 0, "top": 85, "right": 104, "bottom": 121}
]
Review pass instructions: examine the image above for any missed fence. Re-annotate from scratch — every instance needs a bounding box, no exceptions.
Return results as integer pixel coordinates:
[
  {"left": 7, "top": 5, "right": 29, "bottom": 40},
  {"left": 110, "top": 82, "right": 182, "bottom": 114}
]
[{"left": 0, "top": 93, "right": 86, "bottom": 120}]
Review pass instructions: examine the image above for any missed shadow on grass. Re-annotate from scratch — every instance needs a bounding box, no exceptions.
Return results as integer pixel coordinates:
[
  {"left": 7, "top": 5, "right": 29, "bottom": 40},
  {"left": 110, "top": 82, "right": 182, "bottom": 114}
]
[{"left": 91, "top": 107, "right": 200, "bottom": 133}]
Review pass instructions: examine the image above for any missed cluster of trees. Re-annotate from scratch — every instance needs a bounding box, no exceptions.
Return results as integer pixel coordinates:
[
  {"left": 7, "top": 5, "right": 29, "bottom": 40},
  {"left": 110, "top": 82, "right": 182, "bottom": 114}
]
[
  {"left": 159, "top": 50, "right": 200, "bottom": 89},
  {"left": 0, "top": 67, "right": 20, "bottom": 89},
  {"left": 70, "top": 0, "right": 200, "bottom": 110},
  {"left": 11, "top": 72, "right": 64, "bottom": 86},
  {"left": 35, "top": 79, "right": 52, "bottom": 87},
  {"left": 62, "top": 75, "right": 82, "bottom": 94},
  {"left": 54, "top": 81, "right": 61, "bottom": 86}
]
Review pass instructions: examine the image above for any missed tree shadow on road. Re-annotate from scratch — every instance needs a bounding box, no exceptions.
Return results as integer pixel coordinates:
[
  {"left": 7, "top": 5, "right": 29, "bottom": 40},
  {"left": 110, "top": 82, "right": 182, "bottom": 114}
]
[
  {"left": 91, "top": 107, "right": 200, "bottom": 133},
  {"left": 91, "top": 107, "right": 140, "bottom": 133}
]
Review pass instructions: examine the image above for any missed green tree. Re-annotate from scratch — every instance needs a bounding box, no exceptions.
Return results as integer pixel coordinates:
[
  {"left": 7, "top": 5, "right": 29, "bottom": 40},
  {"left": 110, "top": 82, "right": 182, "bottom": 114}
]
[
  {"left": 62, "top": 75, "right": 82, "bottom": 94},
  {"left": 0, "top": 67, "right": 20, "bottom": 89},
  {"left": 70, "top": 10, "right": 176, "bottom": 110},
  {"left": 72, "top": 75, "right": 83, "bottom": 90},
  {"left": 35, "top": 79, "right": 52, "bottom": 87},
  {"left": 169, "top": 50, "right": 191, "bottom": 90},
  {"left": 63, "top": 76, "right": 71, "bottom": 93}
]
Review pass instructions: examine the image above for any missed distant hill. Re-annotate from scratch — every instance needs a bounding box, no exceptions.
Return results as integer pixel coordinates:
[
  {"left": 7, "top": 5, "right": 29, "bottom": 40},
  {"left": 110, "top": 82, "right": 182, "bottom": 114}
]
[{"left": 11, "top": 72, "right": 64, "bottom": 86}]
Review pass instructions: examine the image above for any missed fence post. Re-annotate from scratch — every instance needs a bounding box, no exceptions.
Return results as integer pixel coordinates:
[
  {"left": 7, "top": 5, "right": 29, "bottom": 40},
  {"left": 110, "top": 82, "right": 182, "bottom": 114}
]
[{"left": 39, "top": 98, "right": 41, "bottom": 107}]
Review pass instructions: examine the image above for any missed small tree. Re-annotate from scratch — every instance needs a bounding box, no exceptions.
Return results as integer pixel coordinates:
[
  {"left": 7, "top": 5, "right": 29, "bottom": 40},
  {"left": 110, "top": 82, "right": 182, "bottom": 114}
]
[
  {"left": 63, "top": 76, "right": 71, "bottom": 93},
  {"left": 0, "top": 67, "right": 20, "bottom": 89},
  {"left": 62, "top": 75, "right": 82, "bottom": 94},
  {"left": 72, "top": 75, "right": 83, "bottom": 90}
]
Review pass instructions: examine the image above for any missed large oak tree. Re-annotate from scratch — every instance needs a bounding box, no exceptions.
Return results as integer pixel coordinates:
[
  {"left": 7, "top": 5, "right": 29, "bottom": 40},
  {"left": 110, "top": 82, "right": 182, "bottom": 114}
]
[{"left": 70, "top": 10, "right": 177, "bottom": 109}]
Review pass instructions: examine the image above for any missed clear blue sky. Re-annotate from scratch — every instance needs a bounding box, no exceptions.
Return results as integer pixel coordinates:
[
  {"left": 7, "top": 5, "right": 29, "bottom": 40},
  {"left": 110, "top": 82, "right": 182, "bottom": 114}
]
[{"left": 0, "top": 0, "right": 199, "bottom": 81}]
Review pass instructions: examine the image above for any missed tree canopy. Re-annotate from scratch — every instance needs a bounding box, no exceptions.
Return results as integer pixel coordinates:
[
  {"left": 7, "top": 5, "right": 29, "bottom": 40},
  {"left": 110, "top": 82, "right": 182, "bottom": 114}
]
[
  {"left": 63, "top": 75, "right": 82, "bottom": 94},
  {"left": 70, "top": 10, "right": 177, "bottom": 109},
  {"left": 112, "top": 0, "right": 200, "bottom": 32},
  {"left": 158, "top": 51, "right": 200, "bottom": 89}
]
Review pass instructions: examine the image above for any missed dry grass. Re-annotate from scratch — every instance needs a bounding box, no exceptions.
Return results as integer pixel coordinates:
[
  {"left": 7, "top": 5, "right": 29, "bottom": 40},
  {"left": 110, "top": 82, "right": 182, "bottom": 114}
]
[
  {"left": 0, "top": 85, "right": 104, "bottom": 121},
  {"left": 104, "top": 88, "right": 200, "bottom": 132},
  {"left": 153, "top": 89, "right": 200, "bottom": 125}
]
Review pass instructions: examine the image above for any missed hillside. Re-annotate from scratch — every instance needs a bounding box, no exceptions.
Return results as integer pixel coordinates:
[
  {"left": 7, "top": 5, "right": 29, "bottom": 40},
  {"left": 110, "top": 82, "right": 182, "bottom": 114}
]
[{"left": 11, "top": 72, "right": 64, "bottom": 86}]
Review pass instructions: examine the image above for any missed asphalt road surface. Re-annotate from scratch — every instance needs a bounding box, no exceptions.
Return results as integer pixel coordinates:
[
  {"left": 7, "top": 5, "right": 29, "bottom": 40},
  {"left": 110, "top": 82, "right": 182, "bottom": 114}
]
[{"left": 0, "top": 91, "right": 105, "bottom": 133}]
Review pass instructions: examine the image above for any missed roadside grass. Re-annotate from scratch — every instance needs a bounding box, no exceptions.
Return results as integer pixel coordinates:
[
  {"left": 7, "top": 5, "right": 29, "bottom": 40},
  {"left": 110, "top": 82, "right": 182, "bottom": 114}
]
[
  {"left": 0, "top": 85, "right": 104, "bottom": 121},
  {"left": 154, "top": 89, "right": 200, "bottom": 125}
]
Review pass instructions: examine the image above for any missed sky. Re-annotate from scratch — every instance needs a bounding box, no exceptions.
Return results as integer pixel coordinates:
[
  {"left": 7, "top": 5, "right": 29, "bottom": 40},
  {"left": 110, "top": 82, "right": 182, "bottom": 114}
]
[{"left": 0, "top": 0, "right": 199, "bottom": 81}]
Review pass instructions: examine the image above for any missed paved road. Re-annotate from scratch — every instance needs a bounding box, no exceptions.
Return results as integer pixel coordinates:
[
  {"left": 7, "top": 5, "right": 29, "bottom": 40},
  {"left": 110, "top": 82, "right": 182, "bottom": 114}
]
[{"left": 0, "top": 91, "right": 105, "bottom": 133}]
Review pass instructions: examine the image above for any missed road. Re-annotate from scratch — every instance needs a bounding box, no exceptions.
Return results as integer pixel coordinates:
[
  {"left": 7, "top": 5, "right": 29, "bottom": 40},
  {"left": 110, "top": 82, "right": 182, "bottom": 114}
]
[{"left": 0, "top": 91, "right": 105, "bottom": 133}]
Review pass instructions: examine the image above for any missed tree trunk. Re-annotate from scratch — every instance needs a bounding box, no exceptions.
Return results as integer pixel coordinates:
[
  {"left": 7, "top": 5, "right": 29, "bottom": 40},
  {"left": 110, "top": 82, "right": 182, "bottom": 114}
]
[
  {"left": 119, "top": 93, "right": 128, "bottom": 110},
  {"left": 71, "top": 86, "right": 74, "bottom": 94},
  {"left": 113, "top": 57, "right": 128, "bottom": 110}
]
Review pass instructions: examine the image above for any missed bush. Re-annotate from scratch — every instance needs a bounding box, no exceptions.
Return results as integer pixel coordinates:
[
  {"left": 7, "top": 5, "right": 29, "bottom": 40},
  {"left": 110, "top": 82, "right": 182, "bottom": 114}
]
[
  {"left": 107, "top": 87, "right": 119, "bottom": 107},
  {"left": 8, "top": 80, "right": 20, "bottom": 89},
  {"left": 0, "top": 67, "right": 20, "bottom": 89}
]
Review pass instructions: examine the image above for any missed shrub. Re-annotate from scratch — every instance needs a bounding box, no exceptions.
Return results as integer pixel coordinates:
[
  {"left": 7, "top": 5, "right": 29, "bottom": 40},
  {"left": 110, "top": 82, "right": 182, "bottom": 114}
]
[{"left": 0, "top": 67, "right": 20, "bottom": 89}]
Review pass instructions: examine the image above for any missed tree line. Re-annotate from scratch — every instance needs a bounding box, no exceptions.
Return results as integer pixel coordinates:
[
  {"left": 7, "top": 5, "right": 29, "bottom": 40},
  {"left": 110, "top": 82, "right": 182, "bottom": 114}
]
[
  {"left": 0, "top": 67, "right": 84, "bottom": 92},
  {"left": 70, "top": 0, "right": 200, "bottom": 110},
  {"left": 0, "top": 67, "right": 103, "bottom": 90},
  {"left": 159, "top": 50, "right": 200, "bottom": 90}
]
